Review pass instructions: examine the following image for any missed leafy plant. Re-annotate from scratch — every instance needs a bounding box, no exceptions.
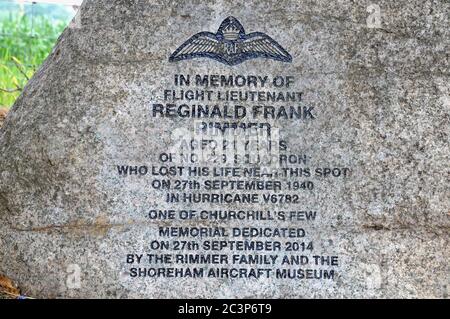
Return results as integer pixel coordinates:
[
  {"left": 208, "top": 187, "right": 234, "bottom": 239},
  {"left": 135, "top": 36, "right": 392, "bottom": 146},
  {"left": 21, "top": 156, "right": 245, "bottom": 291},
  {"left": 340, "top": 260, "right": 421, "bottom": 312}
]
[{"left": 0, "top": 11, "right": 69, "bottom": 108}]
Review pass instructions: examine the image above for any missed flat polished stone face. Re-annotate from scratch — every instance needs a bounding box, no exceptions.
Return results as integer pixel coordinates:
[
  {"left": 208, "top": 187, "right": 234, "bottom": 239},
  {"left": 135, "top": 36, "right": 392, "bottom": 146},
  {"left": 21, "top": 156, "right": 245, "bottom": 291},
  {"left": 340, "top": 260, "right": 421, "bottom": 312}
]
[{"left": 0, "top": 0, "right": 448, "bottom": 298}]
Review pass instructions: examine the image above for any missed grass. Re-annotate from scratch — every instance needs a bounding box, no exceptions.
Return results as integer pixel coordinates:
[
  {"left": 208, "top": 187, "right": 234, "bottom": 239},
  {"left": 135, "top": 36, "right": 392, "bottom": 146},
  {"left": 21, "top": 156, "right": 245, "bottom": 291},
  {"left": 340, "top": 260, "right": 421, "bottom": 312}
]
[{"left": 0, "top": 12, "right": 68, "bottom": 108}]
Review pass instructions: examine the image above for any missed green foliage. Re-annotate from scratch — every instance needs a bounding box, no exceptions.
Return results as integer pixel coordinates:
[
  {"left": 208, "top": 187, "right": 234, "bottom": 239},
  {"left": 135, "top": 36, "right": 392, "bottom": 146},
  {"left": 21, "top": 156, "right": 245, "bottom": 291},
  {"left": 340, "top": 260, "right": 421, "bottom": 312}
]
[{"left": 0, "top": 10, "right": 69, "bottom": 108}]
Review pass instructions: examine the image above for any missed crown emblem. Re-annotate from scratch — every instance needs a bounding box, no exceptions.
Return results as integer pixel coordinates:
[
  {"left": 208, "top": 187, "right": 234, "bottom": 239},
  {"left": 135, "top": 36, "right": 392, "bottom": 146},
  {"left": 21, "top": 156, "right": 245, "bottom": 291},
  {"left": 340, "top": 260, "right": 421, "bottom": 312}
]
[{"left": 223, "top": 24, "right": 240, "bottom": 40}]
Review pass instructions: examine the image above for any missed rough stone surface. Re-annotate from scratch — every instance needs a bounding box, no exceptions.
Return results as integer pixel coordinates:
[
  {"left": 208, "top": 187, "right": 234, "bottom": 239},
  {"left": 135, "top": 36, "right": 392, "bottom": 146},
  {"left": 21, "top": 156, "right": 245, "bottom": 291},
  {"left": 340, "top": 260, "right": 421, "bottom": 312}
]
[
  {"left": 0, "top": 109, "right": 7, "bottom": 128},
  {"left": 0, "top": 0, "right": 448, "bottom": 298}
]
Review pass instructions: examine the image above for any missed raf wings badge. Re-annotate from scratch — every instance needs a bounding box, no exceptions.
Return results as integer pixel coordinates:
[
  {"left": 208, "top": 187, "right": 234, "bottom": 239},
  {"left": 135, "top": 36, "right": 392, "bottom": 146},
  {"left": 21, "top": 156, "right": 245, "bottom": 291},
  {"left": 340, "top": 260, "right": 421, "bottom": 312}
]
[{"left": 169, "top": 16, "right": 292, "bottom": 66}]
